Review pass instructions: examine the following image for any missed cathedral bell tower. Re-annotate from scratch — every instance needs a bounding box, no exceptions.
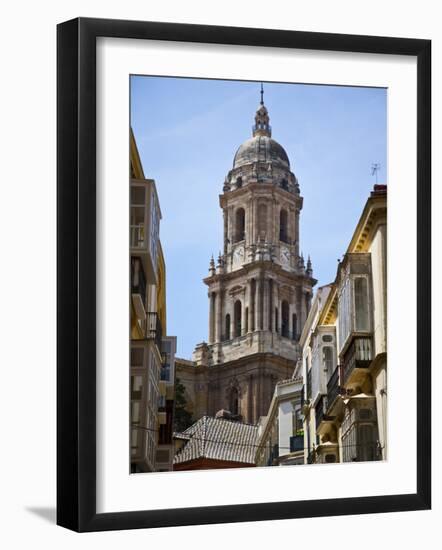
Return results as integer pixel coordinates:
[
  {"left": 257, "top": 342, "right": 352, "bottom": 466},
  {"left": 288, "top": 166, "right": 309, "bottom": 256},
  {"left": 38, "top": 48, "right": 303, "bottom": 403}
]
[{"left": 192, "top": 87, "right": 316, "bottom": 424}]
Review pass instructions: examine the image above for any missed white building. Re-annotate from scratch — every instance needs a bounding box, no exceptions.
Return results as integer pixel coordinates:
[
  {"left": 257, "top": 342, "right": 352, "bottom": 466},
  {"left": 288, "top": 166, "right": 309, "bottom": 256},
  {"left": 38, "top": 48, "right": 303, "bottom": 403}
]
[
  {"left": 255, "top": 377, "right": 304, "bottom": 467},
  {"left": 301, "top": 185, "right": 387, "bottom": 465}
]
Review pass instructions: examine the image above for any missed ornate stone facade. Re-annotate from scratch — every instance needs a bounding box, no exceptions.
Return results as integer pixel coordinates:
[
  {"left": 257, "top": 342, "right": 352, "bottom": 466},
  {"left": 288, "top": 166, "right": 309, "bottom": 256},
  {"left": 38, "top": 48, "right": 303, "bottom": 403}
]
[{"left": 178, "top": 89, "right": 316, "bottom": 425}]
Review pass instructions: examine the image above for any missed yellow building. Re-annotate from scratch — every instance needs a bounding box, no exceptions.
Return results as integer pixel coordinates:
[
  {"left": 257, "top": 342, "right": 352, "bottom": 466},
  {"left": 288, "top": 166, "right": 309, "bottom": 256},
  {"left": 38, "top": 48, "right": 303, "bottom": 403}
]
[{"left": 130, "top": 129, "right": 164, "bottom": 473}]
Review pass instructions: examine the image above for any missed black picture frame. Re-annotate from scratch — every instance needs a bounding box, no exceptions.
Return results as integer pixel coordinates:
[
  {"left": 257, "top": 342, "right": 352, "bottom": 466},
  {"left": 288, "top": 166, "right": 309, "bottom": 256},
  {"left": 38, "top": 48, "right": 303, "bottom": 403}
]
[{"left": 57, "top": 17, "right": 431, "bottom": 532}]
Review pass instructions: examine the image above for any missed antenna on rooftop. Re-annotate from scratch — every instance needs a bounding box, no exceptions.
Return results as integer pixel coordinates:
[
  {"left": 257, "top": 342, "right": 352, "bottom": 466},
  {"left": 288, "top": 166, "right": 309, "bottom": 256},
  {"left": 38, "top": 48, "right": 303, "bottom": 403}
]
[{"left": 371, "top": 162, "right": 381, "bottom": 184}]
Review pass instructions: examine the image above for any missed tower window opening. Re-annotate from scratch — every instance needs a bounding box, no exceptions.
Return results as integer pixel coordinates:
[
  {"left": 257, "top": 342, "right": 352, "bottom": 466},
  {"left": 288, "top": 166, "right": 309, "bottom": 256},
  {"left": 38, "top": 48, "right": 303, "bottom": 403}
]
[
  {"left": 281, "top": 301, "right": 290, "bottom": 338},
  {"left": 234, "top": 300, "right": 242, "bottom": 337},
  {"left": 234, "top": 208, "right": 245, "bottom": 242},
  {"left": 292, "top": 313, "right": 298, "bottom": 340},
  {"left": 225, "top": 314, "right": 231, "bottom": 341},
  {"left": 257, "top": 203, "right": 267, "bottom": 240},
  {"left": 280, "top": 209, "right": 289, "bottom": 243},
  {"left": 229, "top": 387, "right": 239, "bottom": 416}
]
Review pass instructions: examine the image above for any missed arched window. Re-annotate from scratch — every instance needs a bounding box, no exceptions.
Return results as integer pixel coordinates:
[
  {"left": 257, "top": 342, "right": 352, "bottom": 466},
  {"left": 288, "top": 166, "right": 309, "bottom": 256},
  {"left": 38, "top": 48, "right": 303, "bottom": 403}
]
[
  {"left": 236, "top": 176, "right": 243, "bottom": 188},
  {"left": 225, "top": 314, "right": 231, "bottom": 341},
  {"left": 229, "top": 387, "right": 239, "bottom": 415},
  {"left": 292, "top": 313, "right": 297, "bottom": 340},
  {"left": 281, "top": 300, "right": 289, "bottom": 337},
  {"left": 234, "top": 208, "right": 245, "bottom": 242},
  {"left": 280, "top": 209, "right": 288, "bottom": 243},
  {"left": 257, "top": 203, "right": 267, "bottom": 239},
  {"left": 354, "top": 277, "right": 369, "bottom": 331},
  {"left": 234, "top": 300, "right": 242, "bottom": 337},
  {"left": 323, "top": 346, "right": 334, "bottom": 378}
]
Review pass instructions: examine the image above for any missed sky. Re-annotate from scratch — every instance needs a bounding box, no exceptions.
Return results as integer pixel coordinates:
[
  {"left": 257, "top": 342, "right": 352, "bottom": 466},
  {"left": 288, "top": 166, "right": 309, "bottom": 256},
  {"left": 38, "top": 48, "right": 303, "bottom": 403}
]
[{"left": 131, "top": 76, "right": 387, "bottom": 359}]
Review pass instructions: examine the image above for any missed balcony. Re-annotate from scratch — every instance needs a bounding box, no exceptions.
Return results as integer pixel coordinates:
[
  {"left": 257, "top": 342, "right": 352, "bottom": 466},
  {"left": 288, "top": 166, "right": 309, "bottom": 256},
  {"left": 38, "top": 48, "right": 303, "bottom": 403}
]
[
  {"left": 146, "top": 312, "right": 163, "bottom": 351},
  {"left": 289, "top": 435, "right": 304, "bottom": 453},
  {"left": 326, "top": 365, "right": 341, "bottom": 414},
  {"left": 315, "top": 395, "right": 335, "bottom": 432},
  {"left": 342, "top": 336, "right": 373, "bottom": 385}
]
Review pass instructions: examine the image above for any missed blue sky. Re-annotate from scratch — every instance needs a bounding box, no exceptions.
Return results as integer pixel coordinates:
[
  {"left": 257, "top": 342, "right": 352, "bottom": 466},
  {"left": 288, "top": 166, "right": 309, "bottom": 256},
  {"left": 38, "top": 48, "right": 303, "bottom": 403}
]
[{"left": 131, "top": 77, "right": 386, "bottom": 358}]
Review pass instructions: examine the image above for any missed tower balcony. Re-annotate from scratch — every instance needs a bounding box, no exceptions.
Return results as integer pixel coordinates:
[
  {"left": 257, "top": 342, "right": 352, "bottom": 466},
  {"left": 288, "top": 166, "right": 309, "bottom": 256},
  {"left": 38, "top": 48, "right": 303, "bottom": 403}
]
[{"left": 211, "top": 329, "right": 300, "bottom": 365}]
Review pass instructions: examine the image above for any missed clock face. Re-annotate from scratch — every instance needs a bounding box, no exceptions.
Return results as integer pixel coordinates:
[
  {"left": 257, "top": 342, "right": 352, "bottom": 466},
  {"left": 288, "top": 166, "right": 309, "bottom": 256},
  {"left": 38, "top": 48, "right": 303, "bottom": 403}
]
[{"left": 280, "top": 246, "right": 290, "bottom": 267}]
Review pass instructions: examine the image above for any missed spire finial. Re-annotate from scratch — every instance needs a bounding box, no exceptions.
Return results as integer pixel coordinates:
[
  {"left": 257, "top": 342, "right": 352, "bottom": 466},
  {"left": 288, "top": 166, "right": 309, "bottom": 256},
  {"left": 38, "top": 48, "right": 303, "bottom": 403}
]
[{"left": 253, "top": 83, "right": 271, "bottom": 138}]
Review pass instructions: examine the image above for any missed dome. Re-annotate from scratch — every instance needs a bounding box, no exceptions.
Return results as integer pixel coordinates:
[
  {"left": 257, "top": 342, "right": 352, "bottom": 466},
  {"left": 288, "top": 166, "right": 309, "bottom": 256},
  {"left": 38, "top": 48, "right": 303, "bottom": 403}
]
[{"left": 233, "top": 135, "right": 290, "bottom": 170}]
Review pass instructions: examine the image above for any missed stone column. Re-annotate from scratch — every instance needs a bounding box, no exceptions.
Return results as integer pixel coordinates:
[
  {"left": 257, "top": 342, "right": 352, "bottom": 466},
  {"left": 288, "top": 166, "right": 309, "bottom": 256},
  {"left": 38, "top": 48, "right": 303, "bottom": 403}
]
[
  {"left": 263, "top": 279, "right": 269, "bottom": 331},
  {"left": 241, "top": 293, "right": 247, "bottom": 336},
  {"left": 248, "top": 280, "right": 254, "bottom": 332},
  {"left": 295, "top": 208, "right": 300, "bottom": 257},
  {"left": 272, "top": 282, "right": 278, "bottom": 333},
  {"left": 215, "top": 291, "right": 222, "bottom": 342},
  {"left": 208, "top": 291, "right": 215, "bottom": 344},
  {"left": 255, "top": 278, "right": 262, "bottom": 330}
]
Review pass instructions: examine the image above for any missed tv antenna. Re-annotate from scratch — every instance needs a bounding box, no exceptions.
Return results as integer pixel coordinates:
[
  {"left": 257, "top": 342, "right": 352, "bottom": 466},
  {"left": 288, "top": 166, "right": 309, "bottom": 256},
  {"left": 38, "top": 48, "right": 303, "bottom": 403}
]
[{"left": 371, "top": 162, "right": 381, "bottom": 184}]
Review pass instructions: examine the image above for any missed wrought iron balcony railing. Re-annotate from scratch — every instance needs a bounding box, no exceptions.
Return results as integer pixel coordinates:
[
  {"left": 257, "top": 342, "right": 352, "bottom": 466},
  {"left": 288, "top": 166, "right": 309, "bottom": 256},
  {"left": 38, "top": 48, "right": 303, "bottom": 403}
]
[
  {"left": 342, "top": 336, "right": 373, "bottom": 384},
  {"left": 289, "top": 435, "right": 304, "bottom": 453},
  {"left": 326, "top": 365, "right": 341, "bottom": 413}
]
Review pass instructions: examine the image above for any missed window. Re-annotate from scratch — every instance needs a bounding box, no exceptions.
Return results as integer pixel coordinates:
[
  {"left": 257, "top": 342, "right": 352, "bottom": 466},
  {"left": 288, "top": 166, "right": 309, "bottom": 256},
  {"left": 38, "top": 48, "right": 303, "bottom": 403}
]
[
  {"left": 131, "top": 375, "right": 143, "bottom": 400},
  {"left": 279, "top": 208, "right": 288, "bottom": 242},
  {"left": 234, "top": 300, "right": 242, "bottom": 337},
  {"left": 292, "top": 313, "right": 297, "bottom": 340},
  {"left": 130, "top": 185, "right": 146, "bottom": 247},
  {"left": 292, "top": 407, "right": 303, "bottom": 435},
  {"left": 234, "top": 208, "right": 245, "bottom": 242},
  {"left": 229, "top": 387, "right": 239, "bottom": 415},
  {"left": 322, "top": 334, "right": 333, "bottom": 342},
  {"left": 354, "top": 277, "right": 369, "bottom": 331},
  {"left": 225, "top": 314, "right": 231, "bottom": 340},
  {"left": 131, "top": 347, "right": 144, "bottom": 368},
  {"left": 323, "top": 346, "right": 334, "bottom": 378}
]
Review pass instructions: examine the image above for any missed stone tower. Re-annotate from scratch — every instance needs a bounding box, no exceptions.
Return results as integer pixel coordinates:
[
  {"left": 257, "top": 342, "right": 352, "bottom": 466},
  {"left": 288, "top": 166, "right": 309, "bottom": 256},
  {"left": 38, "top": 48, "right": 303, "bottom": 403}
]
[{"left": 190, "top": 88, "right": 316, "bottom": 425}]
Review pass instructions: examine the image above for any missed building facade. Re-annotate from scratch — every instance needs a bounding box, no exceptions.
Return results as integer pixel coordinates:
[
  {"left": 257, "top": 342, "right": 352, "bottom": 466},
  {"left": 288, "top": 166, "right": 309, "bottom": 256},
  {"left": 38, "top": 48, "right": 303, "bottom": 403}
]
[
  {"left": 130, "top": 129, "right": 176, "bottom": 472},
  {"left": 255, "top": 377, "right": 304, "bottom": 467},
  {"left": 301, "top": 185, "right": 387, "bottom": 465},
  {"left": 178, "top": 92, "right": 316, "bottom": 426}
]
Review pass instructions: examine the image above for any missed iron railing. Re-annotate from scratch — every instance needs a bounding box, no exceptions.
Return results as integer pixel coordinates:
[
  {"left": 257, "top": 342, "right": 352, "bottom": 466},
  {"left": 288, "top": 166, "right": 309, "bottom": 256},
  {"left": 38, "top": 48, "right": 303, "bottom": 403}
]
[
  {"left": 315, "top": 395, "right": 326, "bottom": 431},
  {"left": 289, "top": 435, "right": 304, "bottom": 453},
  {"left": 326, "top": 365, "right": 341, "bottom": 413},
  {"left": 342, "top": 336, "right": 372, "bottom": 384}
]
